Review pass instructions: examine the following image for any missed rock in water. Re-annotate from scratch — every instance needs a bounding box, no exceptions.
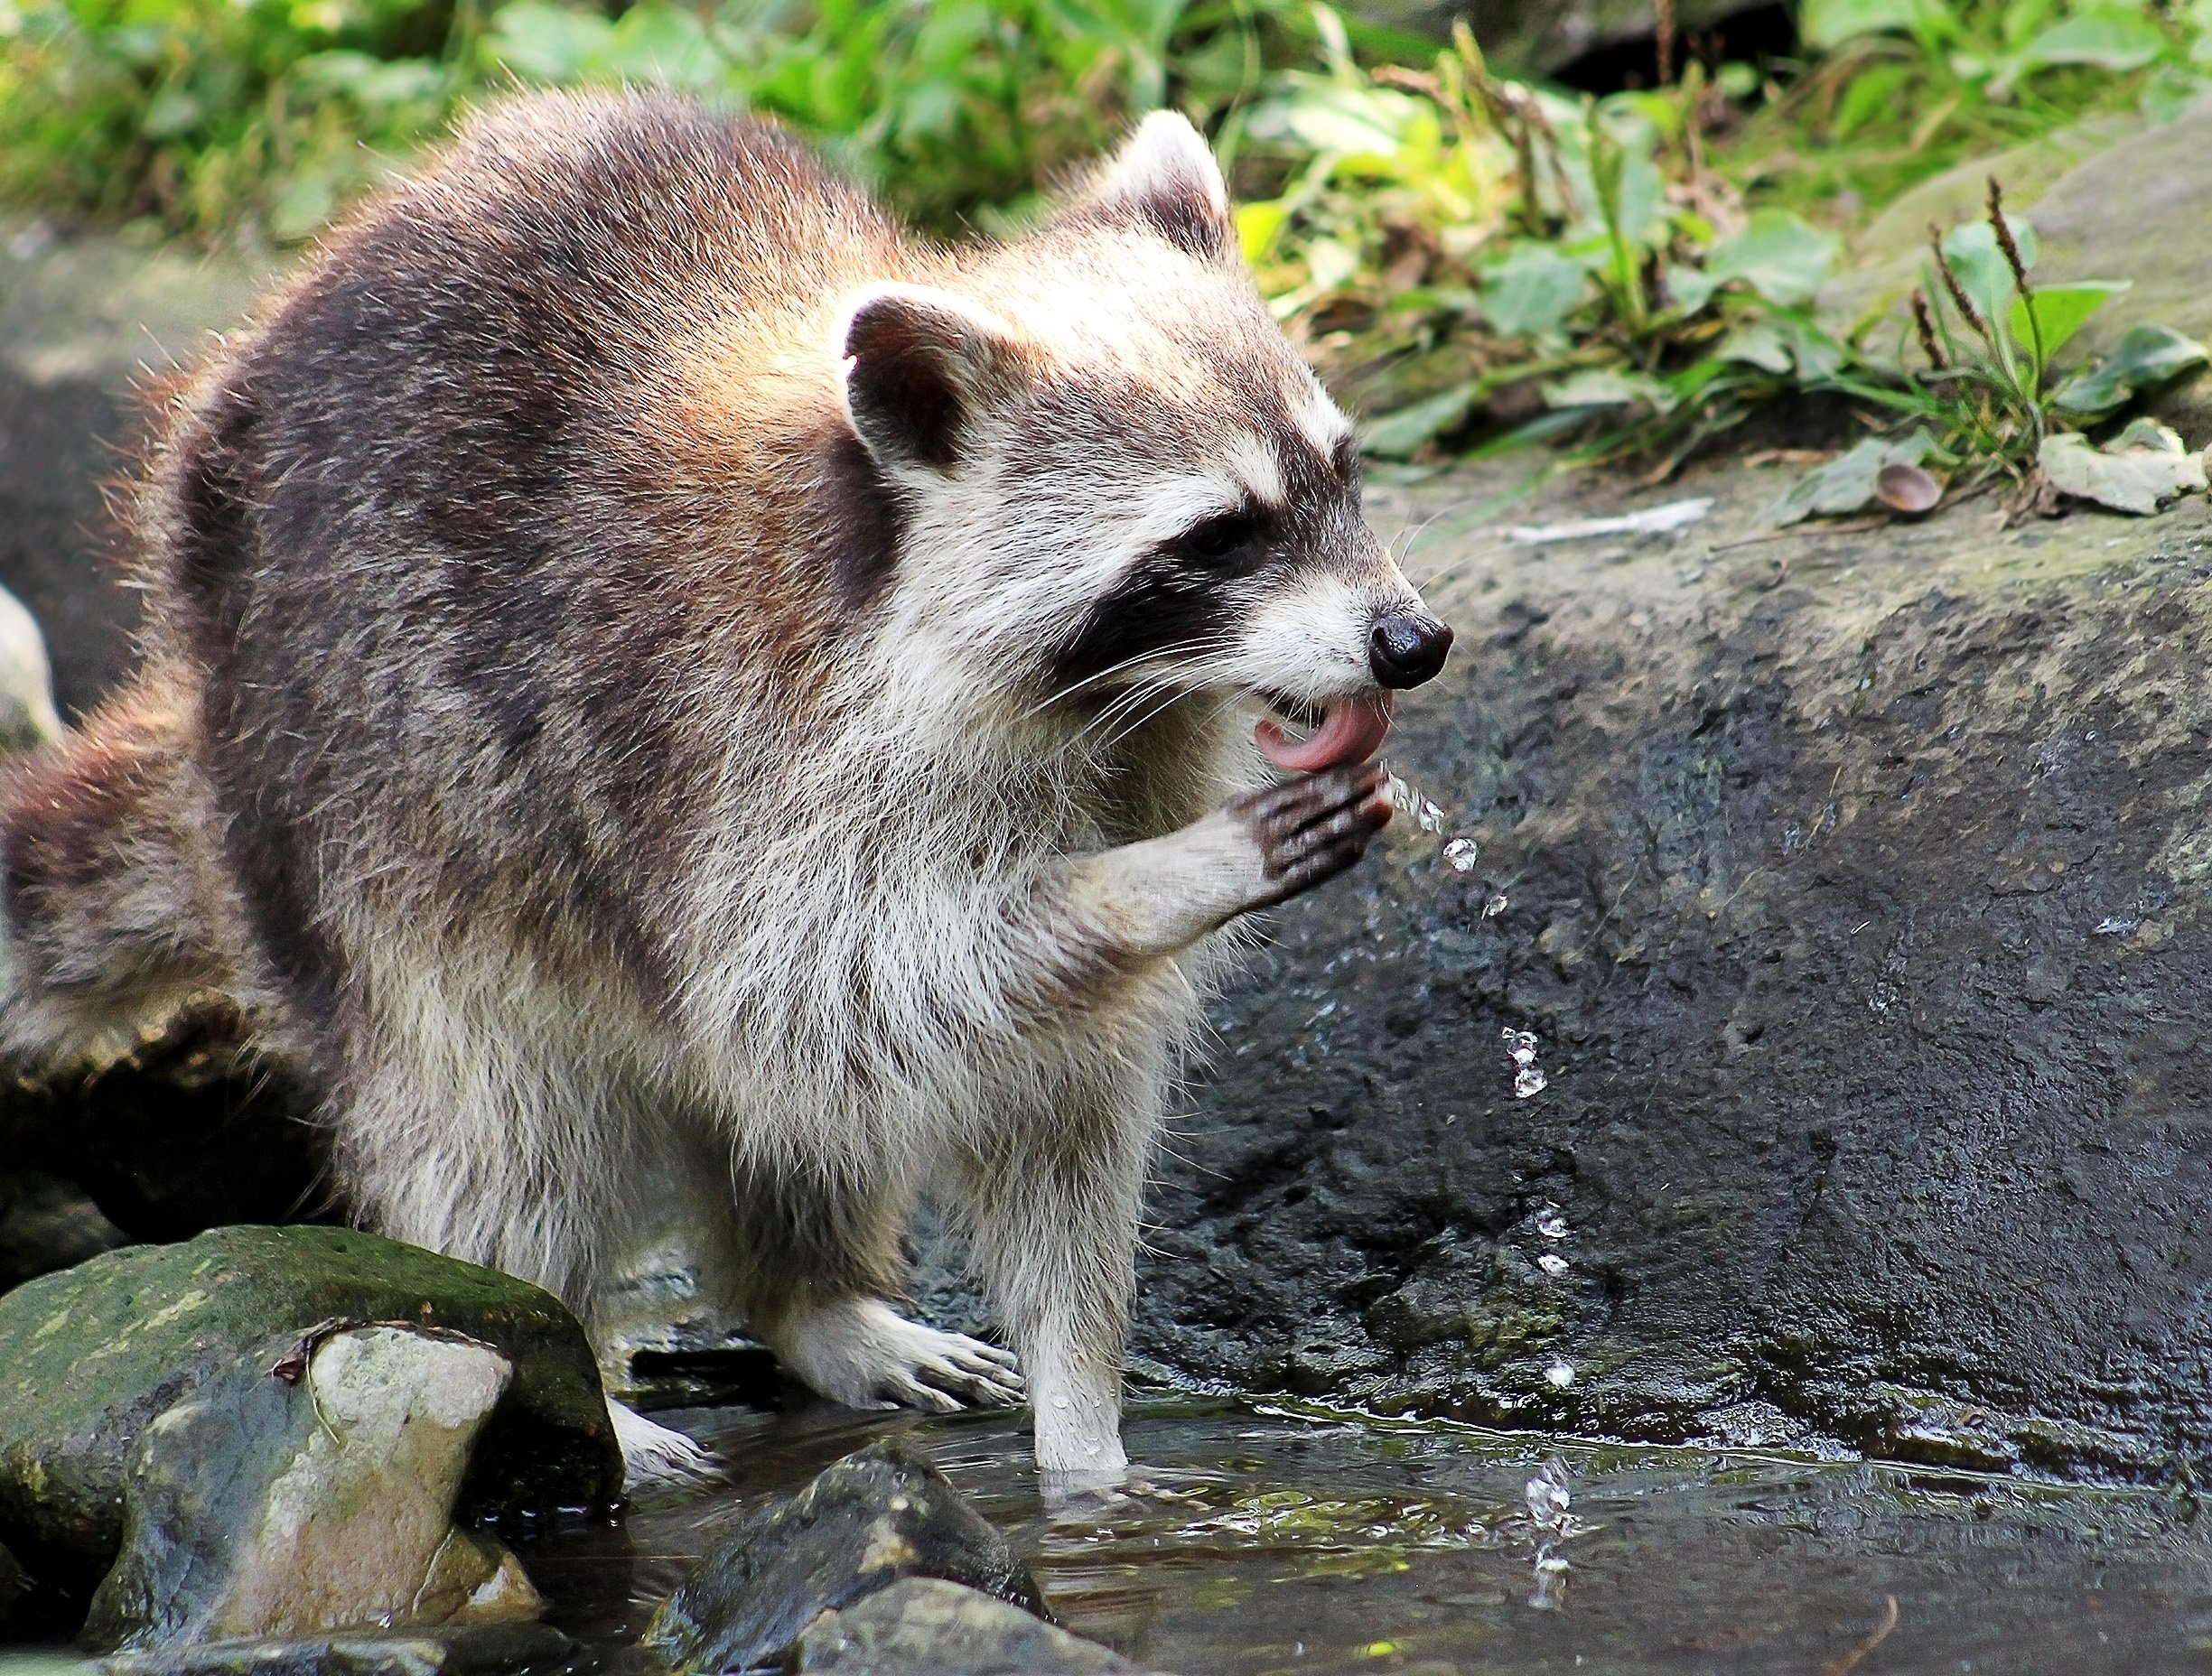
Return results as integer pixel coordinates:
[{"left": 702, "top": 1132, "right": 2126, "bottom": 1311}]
[
  {"left": 83, "top": 1327, "right": 540, "bottom": 1652},
  {"left": 0, "top": 1226, "right": 620, "bottom": 1595},
  {"left": 794, "top": 1578, "right": 1171, "bottom": 1675},
  {"left": 645, "top": 1439, "right": 1047, "bottom": 1675},
  {"left": 92, "top": 1623, "right": 574, "bottom": 1676}
]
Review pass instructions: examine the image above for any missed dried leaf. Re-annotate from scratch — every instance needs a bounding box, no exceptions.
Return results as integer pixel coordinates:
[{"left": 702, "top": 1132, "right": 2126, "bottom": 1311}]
[
  {"left": 1768, "top": 431, "right": 1942, "bottom": 525},
  {"left": 2038, "top": 420, "right": 2208, "bottom": 516}
]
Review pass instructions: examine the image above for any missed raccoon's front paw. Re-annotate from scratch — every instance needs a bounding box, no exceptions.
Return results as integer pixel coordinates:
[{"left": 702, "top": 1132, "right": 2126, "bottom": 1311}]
[
  {"left": 770, "top": 1296, "right": 1026, "bottom": 1415},
  {"left": 1227, "top": 762, "right": 1392, "bottom": 909}
]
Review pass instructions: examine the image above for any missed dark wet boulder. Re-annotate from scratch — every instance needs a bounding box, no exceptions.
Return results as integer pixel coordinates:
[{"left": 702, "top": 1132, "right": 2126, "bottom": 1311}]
[
  {"left": 0, "top": 1226, "right": 620, "bottom": 1596},
  {"left": 645, "top": 1439, "right": 1046, "bottom": 1675},
  {"left": 0, "top": 1539, "right": 31, "bottom": 1634},
  {"left": 0, "top": 1168, "right": 126, "bottom": 1294},
  {"left": 83, "top": 1326, "right": 541, "bottom": 1653},
  {"left": 793, "top": 1578, "right": 1169, "bottom": 1676},
  {"left": 92, "top": 1623, "right": 574, "bottom": 1676},
  {"left": 1106, "top": 463, "right": 2212, "bottom": 1484}
]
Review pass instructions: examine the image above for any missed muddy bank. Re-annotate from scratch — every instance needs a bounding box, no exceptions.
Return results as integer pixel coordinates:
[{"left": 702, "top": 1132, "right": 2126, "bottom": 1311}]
[{"left": 1105, "top": 460, "right": 2212, "bottom": 1482}]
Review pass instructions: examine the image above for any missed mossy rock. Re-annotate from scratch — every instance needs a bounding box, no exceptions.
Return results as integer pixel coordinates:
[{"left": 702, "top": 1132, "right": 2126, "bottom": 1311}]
[{"left": 0, "top": 1226, "right": 620, "bottom": 1592}]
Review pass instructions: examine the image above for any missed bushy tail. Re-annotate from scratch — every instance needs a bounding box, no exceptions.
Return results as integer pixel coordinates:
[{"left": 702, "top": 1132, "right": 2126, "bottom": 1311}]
[{"left": 0, "top": 667, "right": 247, "bottom": 1074}]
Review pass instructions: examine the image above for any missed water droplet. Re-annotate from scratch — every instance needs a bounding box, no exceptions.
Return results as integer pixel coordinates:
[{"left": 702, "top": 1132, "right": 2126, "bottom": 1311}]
[
  {"left": 1484, "top": 893, "right": 1508, "bottom": 917},
  {"left": 1443, "top": 837, "right": 1479, "bottom": 872},
  {"left": 1417, "top": 799, "right": 1445, "bottom": 834},
  {"left": 1536, "top": 1252, "right": 1569, "bottom": 1277},
  {"left": 1524, "top": 1461, "right": 1572, "bottom": 1525},
  {"left": 1534, "top": 1205, "right": 1569, "bottom": 1240},
  {"left": 1544, "top": 1359, "right": 1575, "bottom": 1388},
  {"left": 1515, "top": 1066, "right": 1548, "bottom": 1099},
  {"left": 1384, "top": 772, "right": 1412, "bottom": 813}
]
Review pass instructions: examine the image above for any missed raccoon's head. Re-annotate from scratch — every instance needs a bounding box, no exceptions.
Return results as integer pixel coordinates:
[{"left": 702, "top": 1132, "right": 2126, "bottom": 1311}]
[{"left": 833, "top": 112, "right": 1451, "bottom": 772}]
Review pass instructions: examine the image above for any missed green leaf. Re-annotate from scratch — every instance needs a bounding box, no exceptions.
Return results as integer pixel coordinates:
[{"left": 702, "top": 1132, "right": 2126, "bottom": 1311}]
[
  {"left": 1359, "top": 383, "right": 1478, "bottom": 460},
  {"left": 1800, "top": 0, "right": 1947, "bottom": 48},
  {"left": 1664, "top": 264, "right": 1719, "bottom": 314},
  {"left": 2007, "top": 282, "right": 2128, "bottom": 365},
  {"left": 2016, "top": 14, "right": 2167, "bottom": 74},
  {"left": 1479, "top": 243, "right": 1589, "bottom": 340},
  {"left": 1541, "top": 368, "right": 1676, "bottom": 414},
  {"left": 1718, "top": 321, "right": 1793, "bottom": 374},
  {"left": 2039, "top": 420, "right": 2208, "bottom": 515},
  {"left": 486, "top": 0, "right": 613, "bottom": 82},
  {"left": 2053, "top": 324, "right": 2212, "bottom": 418},
  {"left": 1703, "top": 210, "right": 1842, "bottom": 307},
  {"left": 1940, "top": 217, "right": 2039, "bottom": 333},
  {"left": 1772, "top": 312, "right": 1853, "bottom": 382},
  {"left": 1767, "top": 431, "right": 1941, "bottom": 525}
]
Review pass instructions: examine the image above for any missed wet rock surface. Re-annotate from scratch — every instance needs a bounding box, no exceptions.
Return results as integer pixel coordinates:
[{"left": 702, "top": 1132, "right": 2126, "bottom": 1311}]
[
  {"left": 1105, "top": 460, "right": 2212, "bottom": 1480},
  {"left": 645, "top": 1438, "right": 1048, "bottom": 1675},
  {"left": 83, "top": 1327, "right": 540, "bottom": 1653},
  {"left": 0, "top": 224, "right": 277, "bottom": 722},
  {"left": 91, "top": 1623, "right": 573, "bottom": 1676},
  {"left": 792, "top": 1577, "right": 1167, "bottom": 1675},
  {"left": 0, "top": 1226, "right": 619, "bottom": 1600}
]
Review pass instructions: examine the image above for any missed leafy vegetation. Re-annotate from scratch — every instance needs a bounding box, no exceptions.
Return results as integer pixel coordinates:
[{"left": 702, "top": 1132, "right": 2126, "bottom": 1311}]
[{"left": 3, "top": 0, "right": 2208, "bottom": 514}]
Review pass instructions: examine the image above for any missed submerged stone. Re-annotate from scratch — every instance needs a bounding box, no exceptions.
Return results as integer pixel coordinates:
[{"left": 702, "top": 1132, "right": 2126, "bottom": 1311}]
[
  {"left": 794, "top": 1578, "right": 1170, "bottom": 1675},
  {"left": 83, "top": 1327, "right": 540, "bottom": 1653},
  {"left": 645, "top": 1439, "right": 1046, "bottom": 1675},
  {"left": 91, "top": 1622, "right": 573, "bottom": 1676},
  {"left": 0, "top": 1227, "right": 619, "bottom": 1594}
]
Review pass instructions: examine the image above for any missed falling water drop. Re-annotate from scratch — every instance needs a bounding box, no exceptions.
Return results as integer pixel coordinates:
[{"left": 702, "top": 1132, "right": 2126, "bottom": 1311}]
[{"left": 1443, "top": 837, "right": 1479, "bottom": 872}]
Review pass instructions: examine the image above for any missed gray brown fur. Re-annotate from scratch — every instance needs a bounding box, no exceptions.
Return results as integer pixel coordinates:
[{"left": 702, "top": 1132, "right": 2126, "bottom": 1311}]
[{"left": 0, "top": 90, "right": 1445, "bottom": 1483}]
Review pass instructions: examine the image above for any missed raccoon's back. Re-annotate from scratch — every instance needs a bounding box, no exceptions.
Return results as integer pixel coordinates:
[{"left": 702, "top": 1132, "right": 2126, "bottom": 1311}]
[{"left": 140, "top": 92, "right": 907, "bottom": 1020}]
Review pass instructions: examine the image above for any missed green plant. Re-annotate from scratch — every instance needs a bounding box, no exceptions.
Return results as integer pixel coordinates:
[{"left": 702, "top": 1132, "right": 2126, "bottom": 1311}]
[
  {"left": 1773, "top": 177, "right": 2207, "bottom": 518},
  {"left": 1734, "top": 0, "right": 2212, "bottom": 224},
  {"left": 1235, "top": 14, "right": 1845, "bottom": 465}
]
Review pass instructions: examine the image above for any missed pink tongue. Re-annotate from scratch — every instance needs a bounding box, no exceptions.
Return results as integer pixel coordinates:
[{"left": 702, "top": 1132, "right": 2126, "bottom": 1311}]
[{"left": 1255, "top": 692, "right": 1396, "bottom": 772}]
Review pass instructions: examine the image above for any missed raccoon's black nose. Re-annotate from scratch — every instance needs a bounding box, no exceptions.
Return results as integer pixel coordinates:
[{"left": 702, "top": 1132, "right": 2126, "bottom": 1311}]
[{"left": 1368, "top": 610, "right": 1453, "bottom": 688}]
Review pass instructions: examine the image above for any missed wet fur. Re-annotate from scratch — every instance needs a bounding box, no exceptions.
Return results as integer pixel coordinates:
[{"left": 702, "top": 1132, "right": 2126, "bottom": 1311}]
[{"left": 0, "top": 92, "right": 1432, "bottom": 1483}]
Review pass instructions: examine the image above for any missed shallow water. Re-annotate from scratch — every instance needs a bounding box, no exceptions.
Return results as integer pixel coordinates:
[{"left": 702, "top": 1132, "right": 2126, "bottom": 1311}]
[{"left": 523, "top": 1395, "right": 2212, "bottom": 1676}]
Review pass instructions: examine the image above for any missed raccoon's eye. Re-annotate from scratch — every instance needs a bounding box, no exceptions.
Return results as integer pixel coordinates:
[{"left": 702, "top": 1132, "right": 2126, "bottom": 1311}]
[{"left": 1175, "top": 510, "right": 1265, "bottom": 566}]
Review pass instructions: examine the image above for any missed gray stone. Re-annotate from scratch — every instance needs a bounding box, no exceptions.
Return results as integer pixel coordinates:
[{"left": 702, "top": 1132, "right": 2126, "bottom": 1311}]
[
  {"left": 83, "top": 1327, "right": 541, "bottom": 1653},
  {"left": 0, "top": 1226, "right": 620, "bottom": 1594},
  {"left": 0, "top": 223, "right": 281, "bottom": 722},
  {"left": 92, "top": 1623, "right": 573, "bottom": 1676},
  {"left": 644, "top": 1439, "right": 1047, "bottom": 1675},
  {"left": 794, "top": 1578, "right": 1169, "bottom": 1676},
  {"left": 1019, "top": 452, "right": 2212, "bottom": 1483}
]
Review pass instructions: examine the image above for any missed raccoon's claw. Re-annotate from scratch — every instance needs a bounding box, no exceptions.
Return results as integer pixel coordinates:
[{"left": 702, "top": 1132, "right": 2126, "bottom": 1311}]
[
  {"left": 1231, "top": 762, "right": 1393, "bottom": 908},
  {"left": 772, "top": 1297, "right": 1026, "bottom": 1414},
  {"left": 896, "top": 1331, "right": 1027, "bottom": 1411}
]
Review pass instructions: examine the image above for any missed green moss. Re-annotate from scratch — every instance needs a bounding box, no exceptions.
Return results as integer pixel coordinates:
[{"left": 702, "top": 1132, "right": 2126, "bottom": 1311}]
[{"left": 0, "top": 1226, "right": 618, "bottom": 1588}]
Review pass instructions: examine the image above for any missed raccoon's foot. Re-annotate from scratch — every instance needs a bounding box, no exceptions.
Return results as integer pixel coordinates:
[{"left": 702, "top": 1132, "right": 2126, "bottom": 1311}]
[
  {"left": 767, "top": 1296, "right": 1026, "bottom": 1413},
  {"left": 1226, "top": 762, "right": 1393, "bottom": 910},
  {"left": 609, "top": 1398, "right": 724, "bottom": 1491}
]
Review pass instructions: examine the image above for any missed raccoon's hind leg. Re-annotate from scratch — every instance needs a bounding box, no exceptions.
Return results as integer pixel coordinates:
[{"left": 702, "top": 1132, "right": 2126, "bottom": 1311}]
[
  {"left": 677, "top": 1136, "right": 1022, "bottom": 1412},
  {"left": 0, "top": 669, "right": 252, "bottom": 1071},
  {"left": 338, "top": 1031, "right": 722, "bottom": 1489}
]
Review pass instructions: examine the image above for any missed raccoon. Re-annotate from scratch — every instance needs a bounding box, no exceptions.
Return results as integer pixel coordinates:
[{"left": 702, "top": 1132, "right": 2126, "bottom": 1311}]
[{"left": 0, "top": 90, "right": 1452, "bottom": 1485}]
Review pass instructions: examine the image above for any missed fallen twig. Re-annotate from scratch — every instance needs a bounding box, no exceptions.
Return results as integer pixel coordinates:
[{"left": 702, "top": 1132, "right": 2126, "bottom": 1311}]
[{"left": 1822, "top": 1594, "right": 1900, "bottom": 1676}]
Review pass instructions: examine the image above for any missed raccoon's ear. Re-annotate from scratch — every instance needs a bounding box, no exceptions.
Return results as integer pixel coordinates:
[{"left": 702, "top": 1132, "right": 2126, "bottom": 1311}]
[
  {"left": 836, "top": 284, "right": 1028, "bottom": 475},
  {"left": 1087, "top": 111, "right": 1235, "bottom": 264}
]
